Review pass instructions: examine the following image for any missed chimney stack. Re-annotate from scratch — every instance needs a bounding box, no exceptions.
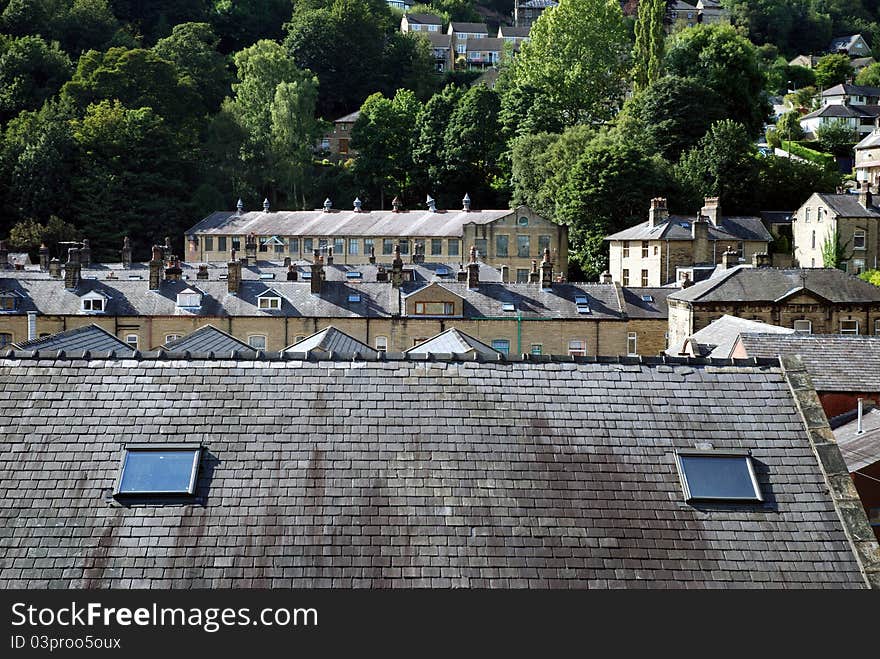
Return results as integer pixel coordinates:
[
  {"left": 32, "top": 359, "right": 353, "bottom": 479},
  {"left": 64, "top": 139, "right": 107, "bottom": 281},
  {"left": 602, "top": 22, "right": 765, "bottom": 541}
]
[
  {"left": 392, "top": 196, "right": 402, "bottom": 213},
  {"left": 528, "top": 259, "right": 539, "bottom": 284},
  {"left": 600, "top": 271, "right": 613, "bottom": 284},
  {"left": 227, "top": 258, "right": 242, "bottom": 295},
  {"left": 148, "top": 246, "right": 163, "bottom": 290},
  {"left": 79, "top": 239, "right": 91, "bottom": 267},
  {"left": 165, "top": 255, "right": 183, "bottom": 281},
  {"left": 283, "top": 256, "right": 291, "bottom": 267},
  {"left": 681, "top": 272, "right": 693, "bottom": 288},
  {"left": 286, "top": 264, "right": 298, "bottom": 281},
  {"left": 700, "top": 197, "right": 721, "bottom": 225},
  {"left": 648, "top": 198, "right": 668, "bottom": 228},
  {"left": 39, "top": 243, "right": 50, "bottom": 271},
  {"left": 467, "top": 246, "right": 480, "bottom": 289},
  {"left": 0, "top": 240, "right": 8, "bottom": 270},
  {"left": 326, "top": 246, "right": 334, "bottom": 266},
  {"left": 377, "top": 265, "right": 388, "bottom": 282},
  {"left": 426, "top": 195, "right": 436, "bottom": 213},
  {"left": 197, "top": 264, "right": 209, "bottom": 280},
  {"left": 722, "top": 247, "right": 739, "bottom": 269},
  {"left": 540, "top": 247, "right": 553, "bottom": 289},
  {"left": 64, "top": 248, "right": 81, "bottom": 290},
  {"left": 310, "top": 253, "right": 324, "bottom": 295},
  {"left": 48, "top": 258, "right": 61, "bottom": 278},
  {"left": 121, "top": 236, "right": 132, "bottom": 269},
  {"left": 462, "top": 193, "right": 471, "bottom": 212},
  {"left": 456, "top": 264, "right": 467, "bottom": 282},
  {"left": 691, "top": 216, "right": 711, "bottom": 265},
  {"left": 245, "top": 233, "right": 257, "bottom": 265},
  {"left": 368, "top": 245, "right": 376, "bottom": 264},
  {"left": 752, "top": 252, "right": 772, "bottom": 268},
  {"left": 859, "top": 182, "right": 873, "bottom": 209},
  {"left": 391, "top": 245, "right": 404, "bottom": 287}
]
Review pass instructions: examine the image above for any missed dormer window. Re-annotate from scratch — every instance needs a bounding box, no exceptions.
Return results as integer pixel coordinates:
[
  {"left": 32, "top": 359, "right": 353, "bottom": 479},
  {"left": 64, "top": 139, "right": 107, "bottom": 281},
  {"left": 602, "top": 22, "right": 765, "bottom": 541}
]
[
  {"left": 176, "top": 288, "right": 202, "bottom": 309},
  {"left": 0, "top": 291, "right": 20, "bottom": 311},
  {"left": 80, "top": 292, "right": 108, "bottom": 314},
  {"left": 257, "top": 289, "right": 282, "bottom": 310}
]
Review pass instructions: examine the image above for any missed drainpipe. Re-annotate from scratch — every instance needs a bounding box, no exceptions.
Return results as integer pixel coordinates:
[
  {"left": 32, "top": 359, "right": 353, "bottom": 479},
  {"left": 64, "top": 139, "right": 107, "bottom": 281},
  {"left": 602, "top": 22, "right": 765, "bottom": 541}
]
[
  {"left": 857, "top": 398, "right": 864, "bottom": 434},
  {"left": 27, "top": 312, "right": 37, "bottom": 342}
]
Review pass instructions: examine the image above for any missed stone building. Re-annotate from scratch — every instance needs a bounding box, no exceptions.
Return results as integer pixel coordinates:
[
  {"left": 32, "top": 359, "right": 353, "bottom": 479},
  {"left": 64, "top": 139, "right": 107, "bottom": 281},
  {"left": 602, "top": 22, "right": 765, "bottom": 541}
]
[
  {"left": 0, "top": 244, "right": 671, "bottom": 357},
  {"left": 666, "top": 264, "right": 880, "bottom": 350},
  {"left": 606, "top": 197, "right": 772, "bottom": 286},
  {"left": 1, "top": 349, "right": 877, "bottom": 588},
  {"left": 318, "top": 110, "right": 359, "bottom": 161},
  {"left": 186, "top": 199, "right": 570, "bottom": 280},
  {"left": 792, "top": 188, "right": 880, "bottom": 274}
]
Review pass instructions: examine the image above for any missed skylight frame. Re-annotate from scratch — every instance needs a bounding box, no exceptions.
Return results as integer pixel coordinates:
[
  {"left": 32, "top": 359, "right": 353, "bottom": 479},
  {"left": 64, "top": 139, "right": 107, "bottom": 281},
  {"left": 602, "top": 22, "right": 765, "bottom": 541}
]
[
  {"left": 675, "top": 449, "right": 763, "bottom": 503},
  {"left": 113, "top": 443, "right": 202, "bottom": 498},
  {"left": 502, "top": 303, "right": 516, "bottom": 312},
  {"left": 345, "top": 271, "right": 363, "bottom": 280}
]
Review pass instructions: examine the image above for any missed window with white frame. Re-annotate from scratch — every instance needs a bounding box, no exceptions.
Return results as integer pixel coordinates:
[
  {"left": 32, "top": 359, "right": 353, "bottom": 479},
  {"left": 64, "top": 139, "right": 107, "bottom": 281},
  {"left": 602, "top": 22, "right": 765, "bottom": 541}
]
[
  {"left": 164, "top": 334, "right": 182, "bottom": 343},
  {"left": 627, "top": 332, "right": 638, "bottom": 355},
  {"left": 852, "top": 258, "right": 865, "bottom": 274},
  {"left": 125, "top": 334, "right": 138, "bottom": 349},
  {"left": 414, "top": 301, "right": 454, "bottom": 315},
  {"left": 676, "top": 450, "right": 762, "bottom": 503},
  {"left": 805, "top": 208, "right": 811, "bottom": 223},
  {"left": 568, "top": 339, "right": 586, "bottom": 356},
  {"left": 840, "top": 320, "right": 859, "bottom": 335},
  {"left": 176, "top": 289, "right": 202, "bottom": 308},
  {"left": 81, "top": 295, "right": 105, "bottom": 313},
  {"left": 853, "top": 230, "right": 866, "bottom": 250},
  {"left": 622, "top": 241, "right": 630, "bottom": 258},
  {"left": 258, "top": 296, "right": 281, "bottom": 309},
  {"left": 375, "top": 336, "right": 388, "bottom": 352},
  {"left": 248, "top": 335, "right": 267, "bottom": 350},
  {"left": 793, "top": 320, "right": 812, "bottom": 334}
]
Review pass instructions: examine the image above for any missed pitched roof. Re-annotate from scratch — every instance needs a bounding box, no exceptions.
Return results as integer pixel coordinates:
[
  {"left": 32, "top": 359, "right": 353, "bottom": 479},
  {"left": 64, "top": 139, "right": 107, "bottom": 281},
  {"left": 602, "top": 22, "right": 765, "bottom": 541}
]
[
  {"left": 814, "top": 193, "right": 880, "bottom": 217},
  {"left": 404, "top": 13, "right": 443, "bottom": 24},
  {"left": 517, "top": 0, "right": 557, "bottom": 7},
  {"left": 856, "top": 130, "right": 880, "bottom": 149},
  {"left": 735, "top": 334, "right": 880, "bottom": 392},
  {"left": 667, "top": 315, "right": 794, "bottom": 358},
  {"left": 0, "top": 353, "right": 871, "bottom": 588},
  {"left": 426, "top": 32, "right": 452, "bottom": 48},
  {"left": 760, "top": 211, "right": 794, "bottom": 225},
  {"left": 668, "top": 266, "right": 880, "bottom": 304},
  {"left": 449, "top": 22, "right": 488, "bottom": 33},
  {"left": 187, "top": 207, "right": 525, "bottom": 238},
  {"left": 466, "top": 37, "right": 503, "bottom": 52},
  {"left": 498, "top": 26, "right": 530, "bottom": 38},
  {"left": 829, "top": 34, "right": 867, "bottom": 52},
  {"left": 405, "top": 328, "right": 500, "bottom": 358},
  {"left": 820, "top": 83, "right": 880, "bottom": 97},
  {"left": 833, "top": 406, "right": 880, "bottom": 472},
  {"left": 283, "top": 326, "right": 377, "bottom": 356},
  {"left": 801, "top": 103, "right": 880, "bottom": 120},
  {"left": 334, "top": 110, "right": 360, "bottom": 124},
  {"left": 13, "top": 324, "right": 132, "bottom": 353},
  {"left": 162, "top": 325, "right": 252, "bottom": 353},
  {"left": 605, "top": 216, "right": 771, "bottom": 243}
]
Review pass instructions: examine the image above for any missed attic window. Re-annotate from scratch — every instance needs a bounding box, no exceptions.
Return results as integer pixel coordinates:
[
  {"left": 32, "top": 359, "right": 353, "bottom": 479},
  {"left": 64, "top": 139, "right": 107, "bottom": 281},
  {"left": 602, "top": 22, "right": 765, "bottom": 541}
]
[
  {"left": 259, "top": 273, "right": 276, "bottom": 280},
  {"left": 176, "top": 289, "right": 202, "bottom": 308},
  {"left": 436, "top": 267, "right": 451, "bottom": 276},
  {"left": 258, "top": 297, "right": 281, "bottom": 309},
  {"left": 346, "top": 271, "right": 363, "bottom": 280},
  {"left": 641, "top": 294, "right": 654, "bottom": 302},
  {"left": 676, "top": 450, "right": 762, "bottom": 503},
  {"left": 81, "top": 296, "right": 105, "bottom": 313},
  {"left": 127, "top": 275, "right": 143, "bottom": 280},
  {"left": 0, "top": 292, "right": 18, "bottom": 311},
  {"left": 301, "top": 271, "right": 312, "bottom": 280},
  {"left": 678, "top": 222, "right": 690, "bottom": 228},
  {"left": 348, "top": 294, "right": 362, "bottom": 303},
  {"left": 574, "top": 296, "right": 590, "bottom": 314},
  {"left": 502, "top": 303, "right": 516, "bottom": 312},
  {"left": 115, "top": 444, "right": 201, "bottom": 497}
]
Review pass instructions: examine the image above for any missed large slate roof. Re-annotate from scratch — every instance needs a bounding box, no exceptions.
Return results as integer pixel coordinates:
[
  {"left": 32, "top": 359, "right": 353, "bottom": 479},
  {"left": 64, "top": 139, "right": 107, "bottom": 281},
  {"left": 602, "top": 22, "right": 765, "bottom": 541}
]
[
  {"left": 667, "top": 315, "right": 794, "bottom": 358},
  {"left": 801, "top": 104, "right": 880, "bottom": 120},
  {"left": 0, "top": 353, "right": 872, "bottom": 589},
  {"left": 605, "top": 216, "right": 771, "bottom": 243},
  {"left": 283, "top": 326, "right": 377, "bottom": 356},
  {"left": 13, "top": 324, "right": 132, "bottom": 353},
  {"left": 405, "top": 328, "right": 500, "bottom": 358},
  {"left": 815, "top": 193, "right": 880, "bottom": 218},
  {"left": 668, "top": 266, "right": 880, "bottom": 304},
  {"left": 735, "top": 333, "right": 880, "bottom": 392},
  {"left": 833, "top": 406, "right": 880, "bottom": 472},
  {"left": 162, "top": 325, "right": 252, "bottom": 353}
]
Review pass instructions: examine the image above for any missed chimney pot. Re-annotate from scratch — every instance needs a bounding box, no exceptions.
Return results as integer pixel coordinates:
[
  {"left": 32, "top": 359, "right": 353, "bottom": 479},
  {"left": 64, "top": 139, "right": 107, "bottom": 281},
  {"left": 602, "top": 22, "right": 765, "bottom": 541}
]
[
  {"left": 721, "top": 247, "right": 739, "bottom": 270},
  {"left": 64, "top": 248, "right": 81, "bottom": 290},
  {"left": 149, "top": 246, "right": 163, "bottom": 290},
  {"left": 600, "top": 271, "right": 613, "bottom": 284},
  {"left": 540, "top": 247, "right": 553, "bottom": 290},
  {"left": 648, "top": 197, "right": 668, "bottom": 228},
  {"left": 287, "top": 265, "right": 298, "bottom": 281},
  {"left": 39, "top": 243, "right": 50, "bottom": 271},
  {"left": 121, "top": 236, "right": 132, "bottom": 270},
  {"left": 859, "top": 182, "right": 873, "bottom": 208},
  {"left": 700, "top": 197, "right": 721, "bottom": 225},
  {"left": 368, "top": 245, "right": 376, "bottom": 264},
  {"left": 48, "top": 257, "right": 61, "bottom": 278},
  {"left": 197, "top": 264, "right": 209, "bottom": 280},
  {"left": 310, "top": 255, "right": 324, "bottom": 294}
]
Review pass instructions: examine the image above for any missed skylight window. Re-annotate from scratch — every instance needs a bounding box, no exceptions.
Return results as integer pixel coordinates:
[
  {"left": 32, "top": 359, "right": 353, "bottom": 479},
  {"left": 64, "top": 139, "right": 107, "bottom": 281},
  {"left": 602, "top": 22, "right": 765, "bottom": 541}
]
[
  {"left": 301, "top": 271, "right": 312, "bottom": 280},
  {"left": 346, "top": 271, "right": 363, "bottom": 280},
  {"left": 641, "top": 295, "right": 654, "bottom": 302},
  {"left": 574, "top": 296, "right": 590, "bottom": 314},
  {"left": 502, "top": 303, "right": 516, "bottom": 312},
  {"left": 115, "top": 444, "right": 201, "bottom": 497},
  {"left": 574, "top": 295, "right": 588, "bottom": 305},
  {"left": 348, "top": 294, "right": 362, "bottom": 303},
  {"left": 676, "top": 450, "right": 762, "bottom": 503},
  {"left": 259, "top": 273, "right": 275, "bottom": 280},
  {"left": 436, "top": 267, "right": 451, "bottom": 276}
]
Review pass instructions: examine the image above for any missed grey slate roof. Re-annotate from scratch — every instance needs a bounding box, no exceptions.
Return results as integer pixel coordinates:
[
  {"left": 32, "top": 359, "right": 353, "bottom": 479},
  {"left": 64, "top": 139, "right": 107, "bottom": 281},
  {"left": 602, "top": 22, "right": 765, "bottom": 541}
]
[
  {"left": 668, "top": 266, "right": 880, "bottom": 304},
  {"left": 815, "top": 193, "right": 880, "bottom": 218},
  {"left": 13, "top": 324, "right": 132, "bottom": 353},
  {"left": 801, "top": 104, "right": 880, "bottom": 120},
  {"left": 667, "top": 315, "right": 794, "bottom": 358},
  {"left": 605, "top": 216, "right": 771, "bottom": 243},
  {"left": 405, "top": 12, "right": 443, "bottom": 24},
  {"left": 856, "top": 130, "right": 880, "bottom": 149},
  {"left": 735, "top": 334, "right": 880, "bottom": 393},
  {"left": 334, "top": 110, "right": 360, "bottom": 124},
  {"left": 821, "top": 83, "right": 880, "bottom": 97},
  {"left": 283, "top": 326, "right": 377, "bottom": 356},
  {"left": 466, "top": 37, "right": 503, "bottom": 53},
  {"left": 449, "top": 22, "right": 488, "bottom": 33},
  {"left": 0, "top": 353, "right": 871, "bottom": 589},
  {"left": 186, "top": 207, "right": 522, "bottom": 238},
  {"left": 405, "top": 328, "right": 500, "bottom": 358},
  {"left": 833, "top": 407, "right": 880, "bottom": 472},
  {"left": 828, "top": 35, "right": 868, "bottom": 53},
  {"left": 162, "top": 325, "right": 252, "bottom": 353},
  {"left": 620, "top": 287, "right": 671, "bottom": 319}
]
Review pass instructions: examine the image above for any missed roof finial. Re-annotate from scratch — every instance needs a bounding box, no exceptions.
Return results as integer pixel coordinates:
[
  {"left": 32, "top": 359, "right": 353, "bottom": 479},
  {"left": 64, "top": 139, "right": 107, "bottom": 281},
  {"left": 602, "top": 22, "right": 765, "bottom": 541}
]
[
  {"left": 462, "top": 193, "right": 471, "bottom": 212},
  {"left": 392, "top": 196, "right": 402, "bottom": 212},
  {"left": 354, "top": 197, "right": 362, "bottom": 212},
  {"left": 263, "top": 198, "right": 270, "bottom": 213},
  {"left": 323, "top": 198, "right": 332, "bottom": 213},
  {"left": 236, "top": 198, "right": 243, "bottom": 215},
  {"left": 426, "top": 194, "right": 436, "bottom": 213}
]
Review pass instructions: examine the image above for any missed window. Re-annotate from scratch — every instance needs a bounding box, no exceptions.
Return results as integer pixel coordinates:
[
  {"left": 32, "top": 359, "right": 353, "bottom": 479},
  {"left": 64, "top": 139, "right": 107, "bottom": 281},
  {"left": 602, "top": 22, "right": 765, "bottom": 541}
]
[
  {"left": 431, "top": 238, "right": 442, "bottom": 256},
  {"left": 676, "top": 450, "right": 762, "bottom": 502},
  {"left": 348, "top": 294, "right": 361, "bottom": 303},
  {"left": 412, "top": 337, "right": 428, "bottom": 347},
  {"left": 854, "top": 230, "right": 866, "bottom": 250},
  {"left": 383, "top": 238, "right": 394, "bottom": 255},
  {"left": 622, "top": 332, "right": 637, "bottom": 356},
  {"left": 502, "top": 303, "right": 516, "bottom": 312},
  {"left": 115, "top": 444, "right": 201, "bottom": 497},
  {"left": 399, "top": 239, "right": 410, "bottom": 256},
  {"left": 363, "top": 238, "right": 373, "bottom": 255},
  {"left": 622, "top": 241, "right": 630, "bottom": 258},
  {"left": 518, "top": 216, "right": 529, "bottom": 227},
  {"left": 164, "top": 334, "right": 181, "bottom": 343},
  {"left": 176, "top": 290, "right": 201, "bottom": 308},
  {"left": 81, "top": 297, "right": 104, "bottom": 313},
  {"left": 641, "top": 295, "right": 654, "bottom": 303},
  {"left": 817, "top": 208, "right": 824, "bottom": 222},
  {"left": 793, "top": 320, "right": 812, "bottom": 334},
  {"left": 448, "top": 239, "right": 460, "bottom": 257},
  {"left": 319, "top": 239, "right": 328, "bottom": 252},
  {"left": 320, "top": 138, "right": 330, "bottom": 150},
  {"left": 622, "top": 269, "right": 630, "bottom": 286},
  {"left": 334, "top": 238, "right": 344, "bottom": 255},
  {"left": 348, "top": 238, "right": 359, "bottom": 256},
  {"left": 641, "top": 269, "right": 649, "bottom": 287},
  {"left": 0, "top": 332, "right": 12, "bottom": 347},
  {"left": 491, "top": 339, "right": 510, "bottom": 355},
  {"left": 338, "top": 139, "right": 350, "bottom": 155},
  {"left": 840, "top": 320, "right": 860, "bottom": 335},
  {"left": 876, "top": 319, "right": 880, "bottom": 336},
  {"left": 805, "top": 208, "right": 810, "bottom": 223},
  {"left": 303, "top": 238, "right": 313, "bottom": 254},
  {"left": 414, "top": 301, "right": 454, "bottom": 315},
  {"left": 125, "top": 334, "right": 138, "bottom": 349},
  {"left": 517, "top": 235, "right": 530, "bottom": 258},
  {"left": 218, "top": 237, "right": 227, "bottom": 253},
  {"left": 274, "top": 240, "right": 285, "bottom": 254},
  {"left": 0, "top": 294, "right": 17, "bottom": 311},
  {"left": 474, "top": 239, "right": 487, "bottom": 258},
  {"left": 574, "top": 295, "right": 590, "bottom": 314},
  {"left": 345, "top": 271, "right": 363, "bottom": 280},
  {"left": 641, "top": 241, "right": 649, "bottom": 258},
  {"left": 495, "top": 234, "right": 509, "bottom": 257},
  {"left": 568, "top": 340, "right": 586, "bottom": 356},
  {"left": 248, "top": 335, "right": 267, "bottom": 350},
  {"left": 852, "top": 258, "right": 865, "bottom": 274},
  {"left": 375, "top": 336, "right": 388, "bottom": 352},
  {"left": 258, "top": 297, "right": 281, "bottom": 309},
  {"left": 538, "top": 235, "right": 550, "bottom": 253},
  {"left": 289, "top": 238, "right": 299, "bottom": 254},
  {"left": 232, "top": 237, "right": 241, "bottom": 251},
  {"left": 456, "top": 43, "right": 465, "bottom": 54},
  {"left": 204, "top": 237, "right": 214, "bottom": 252},
  {"left": 530, "top": 344, "right": 543, "bottom": 355},
  {"left": 516, "top": 268, "right": 529, "bottom": 283},
  {"left": 811, "top": 231, "right": 816, "bottom": 249}
]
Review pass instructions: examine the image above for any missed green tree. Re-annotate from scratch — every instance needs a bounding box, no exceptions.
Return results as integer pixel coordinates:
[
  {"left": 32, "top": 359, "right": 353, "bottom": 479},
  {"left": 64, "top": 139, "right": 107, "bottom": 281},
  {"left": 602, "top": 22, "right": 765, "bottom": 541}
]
[
  {"left": 1, "top": 0, "right": 119, "bottom": 55},
  {"left": 756, "top": 155, "right": 841, "bottom": 210},
  {"left": 675, "top": 119, "right": 761, "bottom": 213},
  {"left": 816, "top": 119, "right": 858, "bottom": 154},
  {"left": 412, "top": 84, "right": 462, "bottom": 195},
  {"left": 270, "top": 78, "right": 323, "bottom": 209},
  {"left": 352, "top": 90, "right": 422, "bottom": 208},
  {"left": 8, "top": 215, "right": 77, "bottom": 253},
  {"left": 631, "top": 0, "right": 665, "bottom": 91},
  {"left": 664, "top": 25, "right": 770, "bottom": 136},
  {"left": 623, "top": 75, "right": 726, "bottom": 160},
  {"left": 856, "top": 62, "right": 880, "bottom": 86},
  {"left": 0, "top": 35, "right": 73, "bottom": 124},
  {"left": 821, "top": 227, "right": 851, "bottom": 269},
  {"left": 505, "top": 0, "right": 630, "bottom": 128},
  {"left": 209, "top": 0, "right": 292, "bottom": 53},
  {"left": 776, "top": 111, "right": 806, "bottom": 142},
  {"left": 110, "top": 0, "right": 208, "bottom": 43},
  {"left": 814, "top": 54, "right": 853, "bottom": 88},
  {"left": 153, "top": 22, "right": 230, "bottom": 113},
  {"left": 860, "top": 269, "right": 880, "bottom": 287}
]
